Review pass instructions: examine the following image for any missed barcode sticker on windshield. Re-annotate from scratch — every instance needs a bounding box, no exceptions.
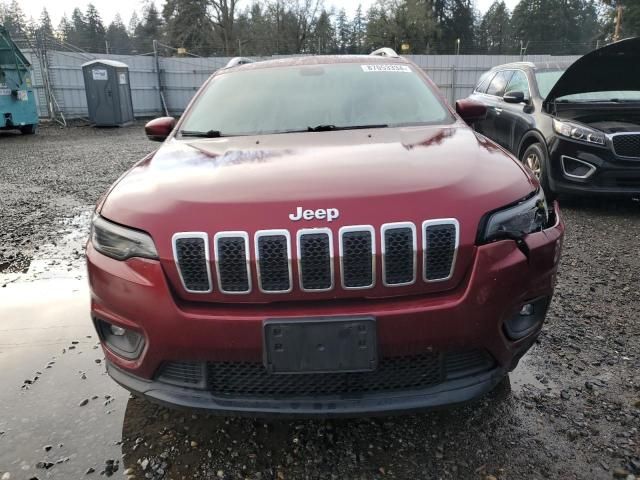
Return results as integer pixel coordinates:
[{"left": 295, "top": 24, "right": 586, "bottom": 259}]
[{"left": 361, "top": 65, "right": 411, "bottom": 73}]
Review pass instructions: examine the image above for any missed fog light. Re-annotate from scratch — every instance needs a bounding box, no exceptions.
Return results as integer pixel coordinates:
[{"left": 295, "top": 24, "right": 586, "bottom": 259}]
[
  {"left": 504, "top": 297, "right": 551, "bottom": 341},
  {"left": 110, "top": 325, "right": 126, "bottom": 336},
  {"left": 95, "top": 318, "right": 144, "bottom": 359},
  {"left": 519, "top": 303, "right": 534, "bottom": 316}
]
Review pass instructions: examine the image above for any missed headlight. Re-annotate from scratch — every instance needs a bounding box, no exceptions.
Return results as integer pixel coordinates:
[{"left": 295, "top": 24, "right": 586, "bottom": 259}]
[
  {"left": 552, "top": 118, "right": 605, "bottom": 146},
  {"left": 480, "top": 190, "right": 549, "bottom": 243},
  {"left": 91, "top": 215, "right": 158, "bottom": 260}
]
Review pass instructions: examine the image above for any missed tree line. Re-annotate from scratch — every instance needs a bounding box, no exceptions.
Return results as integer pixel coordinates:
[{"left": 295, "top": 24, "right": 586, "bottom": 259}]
[{"left": 1, "top": 0, "right": 638, "bottom": 56}]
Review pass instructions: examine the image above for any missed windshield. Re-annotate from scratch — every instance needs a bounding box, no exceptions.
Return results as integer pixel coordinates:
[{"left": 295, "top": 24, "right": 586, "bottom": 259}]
[
  {"left": 535, "top": 70, "right": 564, "bottom": 99},
  {"left": 180, "top": 63, "right": 453, "bottom": 136}
]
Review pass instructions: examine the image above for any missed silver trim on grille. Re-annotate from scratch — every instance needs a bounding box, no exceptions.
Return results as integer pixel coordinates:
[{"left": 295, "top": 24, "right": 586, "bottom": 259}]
[
  {"left": 380, "top": 222, "right": 417, "bottom": 287},
  {"left": 296, "top": 228, "right": 334, "bottom": 292},
  {"left": 338, "top": 225, "right": 376, "bottom": 290},
  {"left": 172, "top": 232, "right": 213, "bottom": 294},
  {"left": 422, "top": 219, "right": 459, "bottom": 283},
  {"left": 254, "top": 229, "right": 293, "bottom": 294},
  {"left": 609, "top": 132, "right": 640, "bottom": 159},
  {"left": 213, "top": 231, "right": 252, "bottom": 294}
]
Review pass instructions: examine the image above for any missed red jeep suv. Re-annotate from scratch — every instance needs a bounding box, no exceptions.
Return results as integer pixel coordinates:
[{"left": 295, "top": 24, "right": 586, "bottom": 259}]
[{"left": 87, "top": 50, "right": 564, "bottom": 416}]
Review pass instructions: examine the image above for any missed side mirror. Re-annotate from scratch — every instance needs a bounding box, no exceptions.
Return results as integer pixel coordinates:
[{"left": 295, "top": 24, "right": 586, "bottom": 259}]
[
  {"left": 145, "top": 116, "right": 176, "bottom": 142},
  {"left": 503, "top": 91, "right": 525, "bottom": 104},
  {"left": 455, "top": 99, "right": 487, "bottom": 125}
]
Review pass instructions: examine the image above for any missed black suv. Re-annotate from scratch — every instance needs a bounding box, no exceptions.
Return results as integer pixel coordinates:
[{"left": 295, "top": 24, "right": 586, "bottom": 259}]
[{"left": 464, "top": 37, "right": 640, "bottom": 197}]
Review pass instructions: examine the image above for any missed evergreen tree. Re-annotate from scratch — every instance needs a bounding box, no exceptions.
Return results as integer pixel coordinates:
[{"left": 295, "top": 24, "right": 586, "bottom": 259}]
[
  {"left": 106, "top": 14, "right": 132, "bottom": 54},
  {"left": 2, "top": 0, "right": 26, "bottom": 36},
  {"left": 57, "top": 15, "right": 72, "bottom": 43},
  {"left": 512, "top": 0, "right": 600, "bottom": 54},
  {"left": 67, "top": 7, "right": 89, "bottom": 48},
  {"left": 133, "top": 3, "right": 163, "bottom": 53},
  {"left": 350, "top": 4, "right": 366, "bottom": 53},
  {"left": 85, "top": 4, "right": 106, "bottom": 52},
  {"left": 478, "top": 1, "right": 512, "bottom": 53},
  {"left": 128, "top": 12, "right": 140, "bottom": 37},
  {"left": 163, "top": 0, "right": 216, "bottom": 55},
  {"left": 335, "top": 9, "right": 350, "bottom": 53},
  {"left": 39, "top": 8, "right": 54, "bottom": 38}
]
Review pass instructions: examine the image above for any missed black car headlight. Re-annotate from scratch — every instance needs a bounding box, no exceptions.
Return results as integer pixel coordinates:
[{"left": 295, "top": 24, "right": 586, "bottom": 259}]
[
  {"left": 91, "top": 215, "right": 158, "bottom": 260},
  {"left": 479, "top": 190, "right": 549, "bottom": 243},
  {"left": 552, "top": 118, "right": 605, "bottom": 146}
]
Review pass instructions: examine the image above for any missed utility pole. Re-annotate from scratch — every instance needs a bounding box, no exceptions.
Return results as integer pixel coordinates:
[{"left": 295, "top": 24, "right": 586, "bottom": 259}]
[
  {"left": 153, "top": 40, "right": 168, "bottom": 116},
  {"left": 105, "top": 39, "right": 109, "bottom": 54},
  {"left": 238, "top": 38, "right": 242, "bottom": 56}
]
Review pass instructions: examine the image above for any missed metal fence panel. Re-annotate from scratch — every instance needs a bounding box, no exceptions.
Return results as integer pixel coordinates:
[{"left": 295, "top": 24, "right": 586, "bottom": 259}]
[{"left": 24, "top": 51, "right": 581, "bottom": 120}]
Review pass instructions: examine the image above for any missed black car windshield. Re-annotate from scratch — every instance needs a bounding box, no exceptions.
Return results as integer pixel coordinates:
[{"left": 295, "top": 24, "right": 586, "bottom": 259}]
[
  {"left": 535, "top": 70, "right": 564, "bottom": 99},
  {"left": 179, "top": 63, "right": 453, "bottom": 136}
]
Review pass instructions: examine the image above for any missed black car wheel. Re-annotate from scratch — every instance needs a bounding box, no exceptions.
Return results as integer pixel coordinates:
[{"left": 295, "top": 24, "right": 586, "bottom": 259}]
[{"left": 522, "top": 143, "right": 555, "bottom": 199}]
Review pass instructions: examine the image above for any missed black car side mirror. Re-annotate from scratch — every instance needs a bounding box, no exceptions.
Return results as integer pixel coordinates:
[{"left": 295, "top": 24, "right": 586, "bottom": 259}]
[{"left": 503, "top": 91, "right": 525, "bottom": 104}]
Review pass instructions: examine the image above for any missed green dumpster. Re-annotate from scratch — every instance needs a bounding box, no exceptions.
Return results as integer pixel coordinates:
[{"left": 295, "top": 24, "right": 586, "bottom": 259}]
[{"left": 0, "top": 25, "right": 38, "bottom": 134}]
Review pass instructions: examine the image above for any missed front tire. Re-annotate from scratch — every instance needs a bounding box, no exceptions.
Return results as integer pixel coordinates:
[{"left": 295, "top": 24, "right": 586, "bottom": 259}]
[{"left": 522, "top": 143, "right": 554, "bottom": 199}]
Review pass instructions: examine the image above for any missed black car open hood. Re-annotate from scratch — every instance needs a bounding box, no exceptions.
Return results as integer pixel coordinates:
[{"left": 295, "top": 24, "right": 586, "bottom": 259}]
[{"left": 543, "top": 37, "right": 640, "bottom": 107}]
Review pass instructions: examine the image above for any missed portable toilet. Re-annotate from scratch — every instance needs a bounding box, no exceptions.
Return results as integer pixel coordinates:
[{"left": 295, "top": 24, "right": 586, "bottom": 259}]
[
  {"left": 0, "top": 25, "right": 38, "bottom": 134},
  {"left": 81, "top": 59, "right": 134, "bottom": 126}
]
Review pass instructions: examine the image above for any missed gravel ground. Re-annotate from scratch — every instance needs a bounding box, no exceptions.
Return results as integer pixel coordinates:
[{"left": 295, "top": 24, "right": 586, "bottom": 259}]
[{"left": 0, "top": 123, "right": 638, "bottom": 479}]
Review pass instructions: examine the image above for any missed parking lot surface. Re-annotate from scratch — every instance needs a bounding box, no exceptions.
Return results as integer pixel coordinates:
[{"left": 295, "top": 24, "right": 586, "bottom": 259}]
[{"left": 0, "top": 124, "right": 638, "bottom": 479}]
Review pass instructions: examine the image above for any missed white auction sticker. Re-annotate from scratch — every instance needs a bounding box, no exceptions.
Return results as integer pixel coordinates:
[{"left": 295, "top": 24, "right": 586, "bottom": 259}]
[
  {"left": 0, "top": 88, "right": 10, "bottom": 96},
  {"left": 361, "top": 64, "right": 412, "bottom": 73}
]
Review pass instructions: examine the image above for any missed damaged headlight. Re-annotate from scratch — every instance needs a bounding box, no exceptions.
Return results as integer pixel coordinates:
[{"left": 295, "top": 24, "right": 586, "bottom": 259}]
[
  {"left": 552, "top": 118, "right": 605, "bottom": 146},
  {"left": 479, "top": 190, "right": 549, "bottom": 243},
  {"left": 91, "top": 215, "right": 158, "bottom": 260}
]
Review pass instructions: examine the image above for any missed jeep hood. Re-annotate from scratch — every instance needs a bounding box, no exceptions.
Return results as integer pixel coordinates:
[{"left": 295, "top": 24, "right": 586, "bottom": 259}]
[
  {"left": 100, "top": 125, "right": 535, "bottom": 232},
  {"left": 543, "top": 37, "right": 640, "bottom": 107}
]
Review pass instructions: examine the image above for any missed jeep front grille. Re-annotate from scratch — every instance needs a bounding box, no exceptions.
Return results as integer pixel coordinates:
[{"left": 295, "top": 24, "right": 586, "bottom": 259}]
[
  {"left": 423, "top": 220, "right": 459, "bottom": 282},
  {"left": 214, "top": 233, "right": 251, "bottom": 293},
  {"left": 255, "top": 231, "right": 292, "bottom": 293},
  {"left": 612, "top": 133, "right": 640, "bottom": 159},
  {"left": 297, "top": 229, "right": 333, "bottom": 291},
  {"left": 172, "top": 233, "right": 212, "bottom": 293},
  {"left": 172, "top": 220, "right": 458, "bottom": 295},
  {"left": 156, "top": 349, "right": 495, "bottom": 397},
  {"left": 381, "top": 223, "right": 416, "bottom": 286},
  {"left": 340, "top": 227, "right": 375, "bottom": 289}
]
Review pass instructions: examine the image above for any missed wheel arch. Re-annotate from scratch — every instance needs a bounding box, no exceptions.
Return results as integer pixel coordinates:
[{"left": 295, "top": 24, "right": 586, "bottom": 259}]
[{"left": 517, "top": 130, "right": 548, "bottom": 160}]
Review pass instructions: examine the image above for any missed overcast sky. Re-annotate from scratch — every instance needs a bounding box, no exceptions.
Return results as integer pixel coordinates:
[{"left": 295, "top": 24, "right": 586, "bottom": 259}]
[{"left": 19, "top": 0, "right": 521, "bottom": 26}]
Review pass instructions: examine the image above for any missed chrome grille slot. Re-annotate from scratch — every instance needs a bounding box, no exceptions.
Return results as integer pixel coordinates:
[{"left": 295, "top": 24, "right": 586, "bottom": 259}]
[
  {"left": 215, "top": 232, "right": 251, "bottom": 293},
  {"left": 173, "top": 233, "right": 212, "bottom": 293},
  {"left": 255, "top": 230, "right": 292, "bottom": 293},
  {"left": 297, "top": 229, "right": 333, "bottom": 291},
  {"left": 381, "top": 223, "right": 416, "bottom": 286},
  {"left": 340, "top": 226, "right": 375, "bottom": 289},
  {"left": 423, "top": 220, "right": 458, "bottom": 282},
  {"left": 612, "top": 133, "right": 640, "bottom": 159}
]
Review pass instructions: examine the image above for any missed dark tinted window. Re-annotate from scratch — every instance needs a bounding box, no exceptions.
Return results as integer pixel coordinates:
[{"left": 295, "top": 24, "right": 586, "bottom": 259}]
[
  {"left": 505, "top": 70, "right": 530, "bottom": 100},
  {"left": 474, "top": 71, "right": 495, "bottom": 94},
  {"left": 486, "top": 70, "right": 514, "bottom": 97}
]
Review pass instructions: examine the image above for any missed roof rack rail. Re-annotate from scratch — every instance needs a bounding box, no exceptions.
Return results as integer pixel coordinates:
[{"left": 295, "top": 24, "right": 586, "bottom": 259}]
[
  {"left": 370, "top": 48, "right": 399, "bottom": 58},
  {"left": 224, "top": 57, "right": 255, "bottom": 69}
]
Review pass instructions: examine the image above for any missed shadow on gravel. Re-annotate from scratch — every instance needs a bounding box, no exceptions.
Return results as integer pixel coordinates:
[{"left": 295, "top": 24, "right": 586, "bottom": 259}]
[{"left": 117, "top": 379, "right": 554, "bottom": 479}]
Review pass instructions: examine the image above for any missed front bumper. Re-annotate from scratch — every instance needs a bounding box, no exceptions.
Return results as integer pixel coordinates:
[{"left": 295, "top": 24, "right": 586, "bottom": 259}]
[
  {"left": 548, "top": 137, "right": 640, "bottom": 195},
  {"left": 87, "top": 205, "right": 563, "bottom": 416}
]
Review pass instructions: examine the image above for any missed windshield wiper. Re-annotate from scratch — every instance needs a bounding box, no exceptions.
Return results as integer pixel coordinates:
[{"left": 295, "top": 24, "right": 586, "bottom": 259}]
[
  {"left": 307, "top": 124, "right": 388, "bottom": 132},
  {"left": 180, "top": 129, "right": 223, "bottom": 138}
]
